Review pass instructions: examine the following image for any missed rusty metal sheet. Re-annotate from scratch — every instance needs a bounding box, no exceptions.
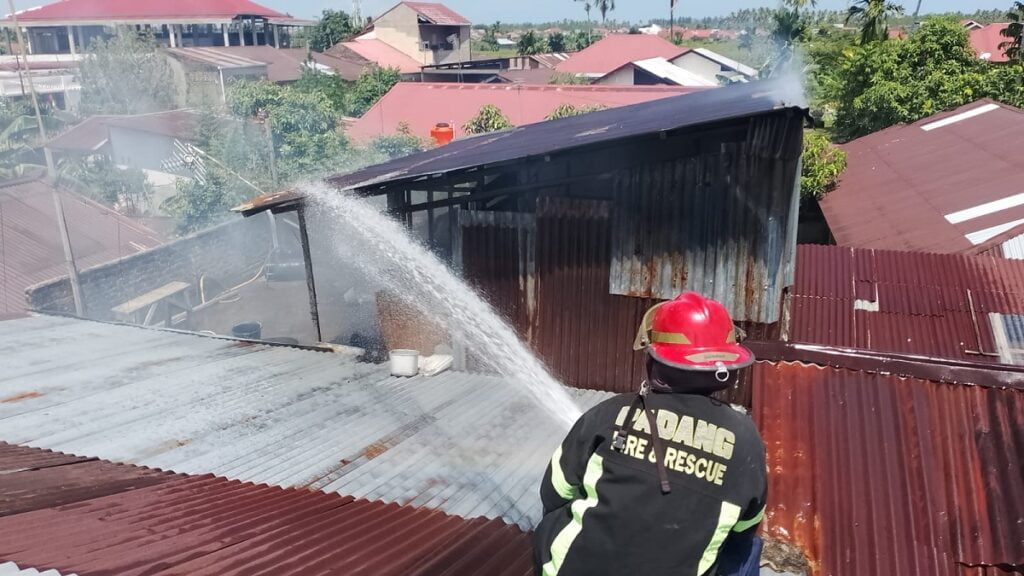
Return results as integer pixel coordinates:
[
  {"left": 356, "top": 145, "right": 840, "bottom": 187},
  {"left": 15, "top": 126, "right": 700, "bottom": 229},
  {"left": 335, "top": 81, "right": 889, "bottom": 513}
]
[
  {"left": 0, "top": 464, "right": 533, "bottom": 576},
  {"left": 753, "top": 361, "right": 1024, "bottom": 576}
]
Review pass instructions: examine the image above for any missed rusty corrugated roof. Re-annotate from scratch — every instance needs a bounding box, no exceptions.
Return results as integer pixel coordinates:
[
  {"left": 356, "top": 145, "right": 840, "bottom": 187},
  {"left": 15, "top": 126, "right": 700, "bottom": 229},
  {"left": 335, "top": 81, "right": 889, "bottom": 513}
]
[
  {"left": 0, "top": 443, "right": 533, "bottom": 576},
  {"left": 752, "top": 360, "right": 1024, "bottom": 575},
  {"left": 789, "top": 244, "right": 1024, "bottom": 362}
]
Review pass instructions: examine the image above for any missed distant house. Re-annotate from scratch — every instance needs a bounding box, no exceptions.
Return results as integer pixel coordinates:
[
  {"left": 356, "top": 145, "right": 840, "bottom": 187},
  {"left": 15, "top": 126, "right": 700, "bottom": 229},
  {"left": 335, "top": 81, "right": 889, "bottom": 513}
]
[
  {"left": 596, "top": 48, "right": 756, "bottom": 87},
  {"left": 970, "top": 23, "right": 1011, "bottom": 62},
  {"left": 638, "top": 23, "right": 663, "bottom": 36},
  {"left": 555, "top": 34, "right": 685, "bottom": 78},
  {"left": 327, "top": 1, "right": 471, "bottom": 75},
  {"left": 962, "top": 19, "right": 985, "bottom": 31},
  {"left": 0, "top": 175, "right": 163, "bottom": 318},
  {"left": 496, "top": 38, "right": 516, "bottom": 47},
  {"left": 346, "top": 83, "right": 703, "bottom": 142},
  {"left": 820, "top": 100, "right": 1024, "bottom": 257},
  {"left": 0, "top": 0, "right": 312, "bottom": 56},
  {"left": 418, "top": 53, "right": 569, "bottom": 84}
]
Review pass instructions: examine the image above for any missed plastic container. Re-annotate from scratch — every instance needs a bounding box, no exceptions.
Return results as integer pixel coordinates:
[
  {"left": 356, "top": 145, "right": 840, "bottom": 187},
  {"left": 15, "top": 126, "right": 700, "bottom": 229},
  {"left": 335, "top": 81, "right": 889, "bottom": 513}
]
[
  {"left": 232, "top": 322, "right": 262, "bottom": 340},
  {"left": 389, "top": 349, "right": 420, "bottom": 377}
]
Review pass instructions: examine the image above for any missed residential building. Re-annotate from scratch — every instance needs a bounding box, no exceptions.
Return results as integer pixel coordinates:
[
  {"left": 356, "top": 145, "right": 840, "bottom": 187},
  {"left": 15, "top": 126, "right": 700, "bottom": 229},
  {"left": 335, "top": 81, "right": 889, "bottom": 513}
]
[
  {"left": 329, "top": 1, "right": 471, "bottom": 72},
  {"left": 671, "top": 48, "right": 758, "bottom": 84},
  {"left": 0, "top": 175, "right": 163, "bottom": 318},
  {"left": 555, "top": 34, "right": 685, "bottom": 78},
  {"left": 0, "top": 0, "right": 312, "bottom": 55},
  {"left": 819, "top": 100, "right": 1024, "bottom": 256},
  {"left": 970, "top": 23, "right": 1011, "bottom": 61},
  {"left": 418, "top": 53, "right": 569, "bottom": 84},
  {"left": 596, "top": 57, "right": 720, "bottom": 87},
  {"left": 347, "top": 83, "right": 702, "bottom": 141}
]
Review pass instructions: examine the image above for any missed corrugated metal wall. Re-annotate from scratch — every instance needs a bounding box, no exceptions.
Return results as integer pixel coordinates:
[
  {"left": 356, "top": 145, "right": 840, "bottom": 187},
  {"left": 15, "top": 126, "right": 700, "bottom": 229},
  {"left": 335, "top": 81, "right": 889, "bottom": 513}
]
[
  {"left": 754, "top": 361, "right": 1024, "bottom": 576},
  {"left": 1001, "top": 233, "right": 1024, "bottom": 260},
  {"left": 609, "top": 115, "right": 802, "bottom": 323}
]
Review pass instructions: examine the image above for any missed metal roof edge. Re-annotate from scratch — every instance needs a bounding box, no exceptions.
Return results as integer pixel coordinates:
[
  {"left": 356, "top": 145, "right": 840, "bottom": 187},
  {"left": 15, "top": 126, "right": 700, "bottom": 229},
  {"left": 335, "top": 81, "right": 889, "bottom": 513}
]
[{"left": 748, "top": 340, "right": 1024, "bottom": 390}]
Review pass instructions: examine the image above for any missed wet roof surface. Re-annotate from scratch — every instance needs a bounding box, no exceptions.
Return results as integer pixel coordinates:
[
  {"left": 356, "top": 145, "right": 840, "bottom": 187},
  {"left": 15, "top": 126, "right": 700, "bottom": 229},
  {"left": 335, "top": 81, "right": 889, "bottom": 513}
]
[
  {"left": 0, "top": 315, "right": 610, "bottom": 529},
  {"left": 0, "top": 443, "right": 533, "bottom": 576}
]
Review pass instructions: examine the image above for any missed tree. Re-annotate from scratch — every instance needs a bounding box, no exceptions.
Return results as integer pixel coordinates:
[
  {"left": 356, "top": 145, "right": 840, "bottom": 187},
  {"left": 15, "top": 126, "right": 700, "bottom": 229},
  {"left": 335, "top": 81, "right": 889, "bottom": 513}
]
[
  {"left": 846, "top": 0, "right": 905, "bottom": 44},
  {"left": 294, "top": 66, "right": 349, "bottom": 113},
  {"left": 79, "top": 29, "right": 177, "bottom": 115},
  {"left": 463, "top": 105, "right": 514, "bottom": 135},
  {"left": 547, "top": 31, "right": 567, "bottom": 52},
  {"left": 762, "top": 8, "right": 809, "bottom": 77},
  {"left": 478, "top": 22, "right": 501, "bottom": 51},
  {"left": 545, "top": 103, "right": 606, "bottom": 120},
  {"left": 800, "top": 130, "right": 847, "bottom": 200},
  {"left": 567, "top": 30, "right": 596, "bottom": 51},
  {"left": 1001, "top": 2, "right": 1024, "bottom": 62},
  {"left": 594, "top": 0, "right": 616, "bottom": 23},
  {"left": 549, "top": 72, "right": 591, "bottom": 85},
  {"left": 348, "top": 66, "right": 402, "bottom": 117},
  {"left": 739, "top": 29, "right": 755, "bottom": 52},
  {"left": 517, "top": 30, "right": 547, "bottom": 55},
  {"left": 576, "top": 0, "right": 594, "bottom": 41},
  {"left": 307, "top": 9, "right": 358, "bottom": 52},
  {"left": 59, "top": 157, "right": 152, "bottom": 216}
]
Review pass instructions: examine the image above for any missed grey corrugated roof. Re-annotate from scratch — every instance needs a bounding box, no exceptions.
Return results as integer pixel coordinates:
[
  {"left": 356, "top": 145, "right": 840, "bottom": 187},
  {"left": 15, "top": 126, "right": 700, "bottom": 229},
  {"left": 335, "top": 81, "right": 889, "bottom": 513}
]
[{"left": 0, "top": 315, "right": 610, "bottom": 529}]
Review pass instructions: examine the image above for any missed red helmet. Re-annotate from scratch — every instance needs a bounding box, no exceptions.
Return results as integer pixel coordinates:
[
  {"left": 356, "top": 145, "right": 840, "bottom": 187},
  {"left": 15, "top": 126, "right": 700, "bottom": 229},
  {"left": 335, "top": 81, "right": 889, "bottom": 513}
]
[{"left": 633, "top": 292, "right": 754, "bottom": 371}]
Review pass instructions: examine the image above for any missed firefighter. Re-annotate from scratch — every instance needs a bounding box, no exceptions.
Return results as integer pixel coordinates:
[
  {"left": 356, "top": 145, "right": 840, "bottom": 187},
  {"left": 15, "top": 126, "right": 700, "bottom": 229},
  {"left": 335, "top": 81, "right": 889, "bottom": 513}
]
[{"left": 534, "top": 292, "right": 767, "bottom": 576}]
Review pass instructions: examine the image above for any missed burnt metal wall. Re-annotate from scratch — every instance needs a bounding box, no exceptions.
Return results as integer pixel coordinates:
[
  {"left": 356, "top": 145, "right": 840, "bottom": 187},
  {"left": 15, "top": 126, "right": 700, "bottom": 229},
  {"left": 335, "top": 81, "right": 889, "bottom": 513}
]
[
  {"left": 754, "top": 361, "right": 1024, "bottom": 576},
  {"left": 609, "top": 114, "right": 803, "bottom": 323}
]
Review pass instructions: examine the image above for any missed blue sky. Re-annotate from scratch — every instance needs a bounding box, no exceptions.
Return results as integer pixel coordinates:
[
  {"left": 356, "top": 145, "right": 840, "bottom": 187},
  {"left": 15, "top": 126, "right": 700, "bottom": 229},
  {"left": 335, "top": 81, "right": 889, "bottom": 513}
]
[{"left": 253, "top": 0, "right": 1007, "bottom": 22}]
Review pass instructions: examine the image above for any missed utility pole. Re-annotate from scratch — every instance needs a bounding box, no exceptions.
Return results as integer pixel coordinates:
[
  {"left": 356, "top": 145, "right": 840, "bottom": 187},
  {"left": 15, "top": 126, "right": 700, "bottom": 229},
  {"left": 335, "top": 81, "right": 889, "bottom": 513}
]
[
  {"left": 670, "top": 0, "right": 675, "bottom": 43},
  {"left": 7, "top": 0, "right": 84, "bottom": 317}
]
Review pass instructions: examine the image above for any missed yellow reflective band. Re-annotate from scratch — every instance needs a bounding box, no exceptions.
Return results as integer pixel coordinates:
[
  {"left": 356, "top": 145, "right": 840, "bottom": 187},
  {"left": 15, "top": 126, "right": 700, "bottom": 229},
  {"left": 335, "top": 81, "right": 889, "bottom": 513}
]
[
  {"left": 549, "top": 445, "right": 579, "bottom": 501},
  {"left": 697, "top": 501, "right": 742, "bottom": 576},
  {"left": 650, "top": 330, "right": 691, "bottom": 345},
  {"left": 542, "top": 453, "right": 605, "bottom": 576},
  {"left": 733, "top": 506, "right": 765, "bottom": 533}
]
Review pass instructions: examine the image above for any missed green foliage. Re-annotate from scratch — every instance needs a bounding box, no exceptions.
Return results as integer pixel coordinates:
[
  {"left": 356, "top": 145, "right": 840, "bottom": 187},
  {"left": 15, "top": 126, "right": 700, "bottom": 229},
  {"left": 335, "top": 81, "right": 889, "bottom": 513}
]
[
  {"left": 307, "top": 9, "right": 358, "bottom": 52},
  {"left": 800, "top": 130, "right": 847, "bottom": 200},
  {"left": 349, "top": 66, "right": 402, "bottom": 117},
  {"left": 0, "top": 100, "right": 64, "bottom": 180},
  {"left": 548, "top": 72, "right": 591, "bottom": 85},
  {"left": 162, "top": 171, "right": 240, "bottom": 234},
  {"left": 566, "top": 30, "right": 597, "bottom": 51},
  {"left": 517, "top": 30, "right": 547, "bottom": 56},
  {"left": 594, "top": 0, "right": 615, "bottom": 23},
  {"left": 547, "top": 31, "right": 566, "bottom": 52},
  {"left": 463, "top": 105, "right": 514, "bottom": 135},
  {"left": 371, "top": 125, "right": 427, "bottom": 159},
  {"left": 846, "top": 0, "right": 905, "bottom": 44},
  {"left": 478, "top": 22, "right": 502, "bottom": 51},
  {"left": 825, "top": 18, "right": 987, "bottom": 141},
  {"left": 59, "top": 157, "right": 152, "bottom": 215},
  {"left": 79, "top": 29, "right": 177, "bottom": 115},
  {"left": 294, "top": 66, "right": 349, "bottom": 113},
  {"left": 1001, "top": 2, "right": 1024, "bottom": 62},
  {"left": 545, "top": 103, "right": 606, "bottom": 120}
]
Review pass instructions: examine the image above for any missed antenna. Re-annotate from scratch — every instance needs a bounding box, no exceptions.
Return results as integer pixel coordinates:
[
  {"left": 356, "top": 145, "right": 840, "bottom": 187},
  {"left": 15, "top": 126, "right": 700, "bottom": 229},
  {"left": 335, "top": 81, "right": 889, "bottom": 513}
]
[{"left": 353, "top": 0, "right": 363, "bottom": 26}]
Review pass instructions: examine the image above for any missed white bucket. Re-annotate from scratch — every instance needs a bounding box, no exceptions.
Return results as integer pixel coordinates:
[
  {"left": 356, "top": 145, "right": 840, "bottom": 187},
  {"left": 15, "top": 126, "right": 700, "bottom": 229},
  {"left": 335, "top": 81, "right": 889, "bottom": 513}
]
[{"left": 389, "top": 349, "right": 420, "bottom": 377}]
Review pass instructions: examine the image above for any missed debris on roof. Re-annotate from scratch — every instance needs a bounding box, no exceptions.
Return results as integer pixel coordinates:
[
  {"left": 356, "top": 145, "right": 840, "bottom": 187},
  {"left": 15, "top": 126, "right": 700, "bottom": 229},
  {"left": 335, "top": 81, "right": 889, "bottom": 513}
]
[
  {"left": 821, "top": 100, "right": 1024, "bottom": 254},
  {"left": 347, "top": 82, "right": 704, "bottom": 142},
  {"left": 789, "top": 244, "right": 1024, "bottom": 363},
  {"left": 0, "top": 443, "right": 533, "bottom": 576},
  {"left": 0, "top": 315, "right": 610, "bottom": 529}
]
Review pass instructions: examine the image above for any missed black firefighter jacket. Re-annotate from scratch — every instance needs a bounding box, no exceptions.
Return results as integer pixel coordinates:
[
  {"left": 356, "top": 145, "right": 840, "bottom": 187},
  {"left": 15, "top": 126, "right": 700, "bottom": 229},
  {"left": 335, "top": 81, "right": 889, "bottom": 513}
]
[{"left": 533, "top": 391, "right": 767, "bottom": 576}]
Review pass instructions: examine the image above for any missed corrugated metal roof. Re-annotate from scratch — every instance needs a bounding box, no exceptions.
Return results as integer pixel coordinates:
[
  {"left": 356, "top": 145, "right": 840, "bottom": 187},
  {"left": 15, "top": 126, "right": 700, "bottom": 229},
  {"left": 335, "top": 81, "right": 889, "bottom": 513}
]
[
  {"left": 0, "top": 178, "right": 164, "bottom": 317},
  {"left": 753, "top": 360, "right": 1024, "bottom": 575},
  {"left": 820, "top": 100, "right": 1024, "bottom": 254},
  {"left": 0, "top": 562, "right": 74, "bottom": 576},
  {"left": 555, "top": 34, "right": 685, "bottom": 75},
  {"left": 7, "top": 0, "right": 292, "bottom": 24},
  {"left": 790, "top": 244, "right": 1024, "bottom": 362},
  {"left": 970, "top": 23, "right": 1010, "bottom": 62},
  {"left": 0, "top": 315, "right": 610, "bottom": 529},
  {"left": 0, "top": 443, "right": 533, "bottom": 576},
  {"left": 401, "top": 1, "right": 471, "bottom": 26},
  {"left": 625, "top": 57, "right": 719, "bottom": 87},
  {"left": 168, "top": 46, "right": 267, "bottom": 69},
  {"left": 686, "top": 48, "right": 759, "bottom": 78}
]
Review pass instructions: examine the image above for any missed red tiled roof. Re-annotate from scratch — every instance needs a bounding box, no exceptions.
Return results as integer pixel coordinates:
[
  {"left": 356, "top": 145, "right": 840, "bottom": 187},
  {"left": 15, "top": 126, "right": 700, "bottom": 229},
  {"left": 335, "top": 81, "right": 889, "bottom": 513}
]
[
  {"left": 555, "top": 34, "right": 685, "bottom": 75},
  {"left": 0, "top": 442, "right": 534, "bottom": 576},
  {"left": 348, "top": 82, "right": 703, "bottom": 141},
  {"left": 789, "top": 244, "right": 1024, "bottom": 362},
  {"left": 0, "top": 177, "right": 164, "bottom": 317},
  {"left": 329, "top": 39, "right": 423, "bottom": 74},
  {"left": 752, "top": 360, "right": 1024, "bottom": 575},
  {"left": 821, "top": 100, "right": 1024, "bottom": 253},
  {"left": 400, "top": 1, "right": 471, "bottom": 26},
  {"left": 8, "top": 0, "right": 291, "bottom": 23},
  {"left": 970, "top": 23, "right": 1010, "bottom": 62}
]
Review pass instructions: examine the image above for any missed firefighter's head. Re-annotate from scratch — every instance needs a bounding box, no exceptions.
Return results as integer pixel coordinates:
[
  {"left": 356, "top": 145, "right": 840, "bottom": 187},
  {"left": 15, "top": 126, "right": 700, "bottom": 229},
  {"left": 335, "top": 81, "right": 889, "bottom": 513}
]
[{"left": 633, "top": 292, "right": 754, "bottom": 394}]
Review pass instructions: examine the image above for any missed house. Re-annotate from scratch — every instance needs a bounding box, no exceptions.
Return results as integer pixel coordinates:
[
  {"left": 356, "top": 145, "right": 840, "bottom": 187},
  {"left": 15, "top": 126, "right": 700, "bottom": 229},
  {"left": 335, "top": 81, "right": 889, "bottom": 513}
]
[
  {"left": 671, "top": 48, "right": 758, "bottom": 84},
  {"left": 819, "top": 100, "right": 1024, "bottom": 256},
  {"left": 0, "top": 0, "right": 313, "bottom": 55},
  {"left": 418, "top": 53, "right": 569, "bottom": 84},
  {"left": 328, "top": 1, "right": 472, "bottom": 73},
  {"left": 638, "top": 23, "right": 663, "bottom": 36},
  {"left": 347, "top": 83, "right": 703, "bottom": 141},
  {"left": 970, "top": 23, "right": 1011, "bottom": 61},
  {"left": 962, "top": 19, "right": 985, "bottom": 31},
  {"left": 237, "top": 80, "right": 807, "bottom": 391},
  {"left": 554, "top": 34, "right": 685, "bottom": 78},
  {"left": 0, "top": 175, "right": 163, "bottom": 318},
  {"left": 596, "top": 57, "right": 720, "bottom": 87}
]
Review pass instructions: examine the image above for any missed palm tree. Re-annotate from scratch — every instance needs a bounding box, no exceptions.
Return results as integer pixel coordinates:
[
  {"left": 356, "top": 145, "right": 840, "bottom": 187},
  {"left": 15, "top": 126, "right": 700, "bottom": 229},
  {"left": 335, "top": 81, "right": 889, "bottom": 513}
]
[
  {"left": 574, "top": 0, "right": 593, "bottom": 41},
  {"left": 594, "top": 0, "right": 615, "bottom": 24},
  {"left": 1001, "top": 2, "right": 1024, "bottom": 62},
  {"left": 846, "top": 0, "right": 905, "bottom": 44}
]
